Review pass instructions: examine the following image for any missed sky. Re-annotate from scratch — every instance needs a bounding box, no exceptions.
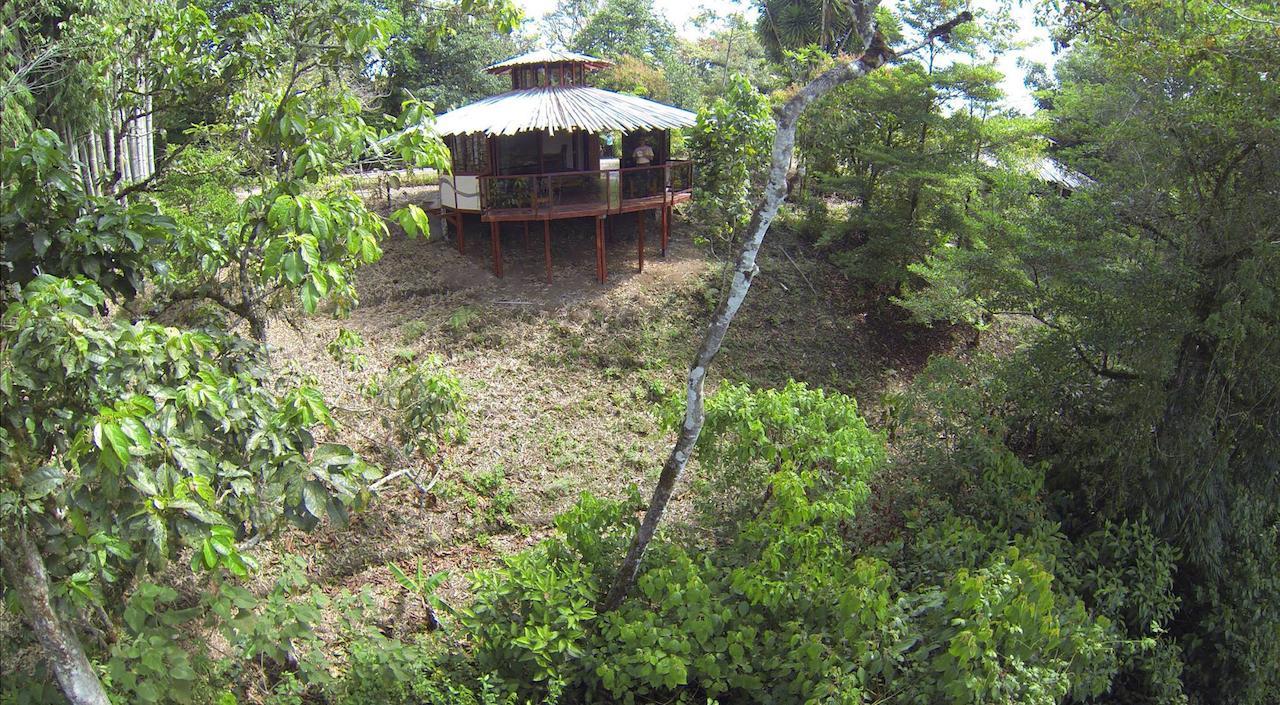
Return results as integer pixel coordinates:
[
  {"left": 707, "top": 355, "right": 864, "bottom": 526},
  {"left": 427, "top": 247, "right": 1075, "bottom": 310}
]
[{"left": 511, "top": 0, "right": 1058, "bottom": 112}]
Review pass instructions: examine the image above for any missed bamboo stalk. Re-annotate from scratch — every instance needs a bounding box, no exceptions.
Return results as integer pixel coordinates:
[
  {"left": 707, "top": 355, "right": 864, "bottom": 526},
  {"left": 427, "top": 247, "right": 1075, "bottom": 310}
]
[
  {"left": 105, "top": 125, "right": 116, "bottom": 187},
  {"left": 97, "top": 130, "right": 108, "bottom": 188},
  {"left": 140, "top": 76, "right": 153, "bottom": 178},
  {"left": 85, "top": 133, "right": 100, "bottom": 196},
  {"left": 117, "top": 109, "right": 130, "bottom": 186}
]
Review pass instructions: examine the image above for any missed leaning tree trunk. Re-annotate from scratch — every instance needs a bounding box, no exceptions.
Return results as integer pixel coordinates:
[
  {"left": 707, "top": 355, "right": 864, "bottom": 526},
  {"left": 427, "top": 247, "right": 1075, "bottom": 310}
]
[
  {"left": 601, "top": 8, "right": 974, "bottom": 611},
  {"left": 0, "top": 527, "right": 111, "bottom": 705}
]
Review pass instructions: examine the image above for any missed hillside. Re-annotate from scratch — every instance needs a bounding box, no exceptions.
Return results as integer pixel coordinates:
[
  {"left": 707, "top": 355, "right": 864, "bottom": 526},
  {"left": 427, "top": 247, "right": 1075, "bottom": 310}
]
[{"left": 260, "top": 199, "right": 966, "bottom": 614}]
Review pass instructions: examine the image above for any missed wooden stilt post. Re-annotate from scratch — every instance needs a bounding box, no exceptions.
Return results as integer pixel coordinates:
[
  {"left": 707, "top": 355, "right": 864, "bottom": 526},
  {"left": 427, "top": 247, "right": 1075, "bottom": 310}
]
[
  {"left": 661, "top": 205, "right": 670, "bottom": 257},
  {"left": 637, "top": 210, "right": 646, "bottom": 273},
  {"left": 543, "top": 219, "right": 552, "bottom": 284},
  {"left": 456, "top": 213, "right": 466, "bottom": 254},
  {"left": 596, "top": 217, "right": 606, "bottom": 283},
  {"left": 491, "top": 221, "right": 503, "bottom": 278}
]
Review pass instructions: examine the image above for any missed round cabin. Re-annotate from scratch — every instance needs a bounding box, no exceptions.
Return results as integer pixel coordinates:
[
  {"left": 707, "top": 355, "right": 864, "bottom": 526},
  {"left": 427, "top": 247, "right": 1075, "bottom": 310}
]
[{"left": 433, "top": 50, "right": 696, "bottom": 283}]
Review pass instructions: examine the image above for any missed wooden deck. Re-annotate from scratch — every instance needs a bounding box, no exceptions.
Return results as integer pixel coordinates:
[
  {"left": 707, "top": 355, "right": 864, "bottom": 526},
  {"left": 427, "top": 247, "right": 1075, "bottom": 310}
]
[
  {"left": 443, "top": 190, "right": 687, "bottom": 285},
  {"left": 478, "top": 189, "right": 690, "bottom": 222},
  {"left": 439, "top": 161, "right": 692, "bottom": 285}
]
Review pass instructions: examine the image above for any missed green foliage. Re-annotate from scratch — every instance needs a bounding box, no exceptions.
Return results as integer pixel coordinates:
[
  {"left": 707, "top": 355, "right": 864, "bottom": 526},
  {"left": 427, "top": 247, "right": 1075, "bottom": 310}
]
[
  {"left": 552, "top": 0, "right": 700, "bottom": 108},
  {"left": 459, "top": 490, "right": 1117, "bottom": 705},
  {"left": 447, "top": 305, "right": 481, "bottom": 336},
  {"left": 896, "top": 3, "right": 1280, "bottom": 700},
  {"left": 377, "top": 355, "right": 469, "bottom": 461},
  {"left": 334, "top": 634, "right": 502, "bottom": 705},
  {"left": 1068, "top": 520, "right": 1188, "bottom": 705},
  {"left": 570, "top": 0, "right": 675, "bottom": 63},
  {"left": 0, "top": 276, "right": 377, "bottom": 585},
  {"left": 753, "top": 0, "right": 865, "bottom": 62},
  {"left": 105, "top": 583, "right": 210, "bottom": 703},
  {"left": 908, "top": 546, "right": 1115, "bottom": 704},
  {"left": 401, "top": 318, "right": 433, "bottom": 344},
  {"left": 214, "top": 559, "right": 335, "bottom": 693},
  {"left": 687, "top": 75, "right": 775, "bottom": 249},
  {"left": 11, "top": 0, "right": 225, "bottom": 168},
  {"left": 797, "top": 57, "right": 1028, "bottom": 298},
  {"left": 591, "top": 55, "right": 673, "bottom": 102},
  {"left": 879, "top": 354, "right": 1202, "bottom": 705},
  {"left": 1, "top": 129, "right": 175, "bottom": 299},
  {"left": 141, "top": 1, "right": 452, "bottom": 337},
  {"left": 687, "top": 380, "right": 883, "bottom": 538},
  {"left": 0, "top": 270, "right": 378, "bottom": 703},
  {"left": 326, "top": 327, "right": 368, "bottom": 371},
  {"left": 11, "top": 4, "right": 1277, "bottom": 705},
  {"left": 463, "top": 544, "right": 598, "bottom": 699},
  {"left": 382, "top": 4, "right": 525, "bottom": 115},
  {"left": 678, "top": 13, "right": 782, "bottom": 104},
  {"left": 781, "top": 1, "right": 1023, "bottom": 300},
  {"left": 453, "top": 383, "right": 1117, "bottom": 704},
  {"left": 154, "top": 144, "right": 245, "bottom": 237},
  {"left": 388, "top": 559, "right": 452, "bottom": 626}
]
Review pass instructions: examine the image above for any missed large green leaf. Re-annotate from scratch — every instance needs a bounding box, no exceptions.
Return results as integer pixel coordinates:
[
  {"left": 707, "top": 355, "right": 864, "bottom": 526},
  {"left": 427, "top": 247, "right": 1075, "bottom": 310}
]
[{"left": 23, "top": 465, "right": 65, "bottom": 499}]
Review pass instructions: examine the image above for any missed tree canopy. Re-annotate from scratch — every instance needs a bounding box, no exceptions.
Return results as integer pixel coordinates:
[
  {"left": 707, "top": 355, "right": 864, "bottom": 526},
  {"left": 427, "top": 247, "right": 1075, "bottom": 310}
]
[{"left": 4, "top": 0, "right": 1280, "bottom": 703}]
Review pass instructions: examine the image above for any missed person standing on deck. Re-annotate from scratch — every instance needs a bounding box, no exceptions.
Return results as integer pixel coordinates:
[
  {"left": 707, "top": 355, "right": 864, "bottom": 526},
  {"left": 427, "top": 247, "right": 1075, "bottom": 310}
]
[
  {"left": 632, "top": 140, "right": 654, "bottom": 166},
  {"left": 631, "top": 139, "right": 656, "bottom": 196}
]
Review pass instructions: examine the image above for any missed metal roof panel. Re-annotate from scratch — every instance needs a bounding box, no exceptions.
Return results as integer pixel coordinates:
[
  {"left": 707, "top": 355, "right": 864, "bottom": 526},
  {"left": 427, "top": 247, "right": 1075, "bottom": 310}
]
[
  {"left": 432, "top": 85, "right": 697, "bottom": 136},
  {"left": 485, "top": 50, "right": 614, "bottom": 74}
]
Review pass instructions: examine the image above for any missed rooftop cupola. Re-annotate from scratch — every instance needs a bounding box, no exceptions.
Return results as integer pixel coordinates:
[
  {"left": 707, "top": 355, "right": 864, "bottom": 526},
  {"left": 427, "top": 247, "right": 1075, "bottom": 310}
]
[{"left": 484, "top": 50, "right": 615, "bottom": 90}]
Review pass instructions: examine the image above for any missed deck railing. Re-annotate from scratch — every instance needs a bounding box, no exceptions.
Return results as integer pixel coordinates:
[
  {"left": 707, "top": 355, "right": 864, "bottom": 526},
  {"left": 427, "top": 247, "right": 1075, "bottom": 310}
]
[{"left": 478, "top": 160, "right": 693, "bottom": 216}]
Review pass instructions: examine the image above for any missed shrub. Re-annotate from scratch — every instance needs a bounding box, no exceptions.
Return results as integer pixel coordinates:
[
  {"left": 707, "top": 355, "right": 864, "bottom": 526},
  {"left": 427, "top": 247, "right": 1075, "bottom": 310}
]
[
  {"left": 326, "top": 327, "right": 368, "bottom": 371},
  {"left": 452, "top": 382, "right": 1118, "bottom": 704},
  {"left": 379, "top": 355, "right": 468, "bottom": 461},
  {"left": 155, "top": 144, "right": 245, "bottom": 236},
  {"left": 685, "top": 380, "right": 884, "bottom": 540},
  {"left": 1067, "top": 519, "right": 1187, "bottom": 705},
  {"left": 687, "top": 75, "right": 775, "bottom": 250}
]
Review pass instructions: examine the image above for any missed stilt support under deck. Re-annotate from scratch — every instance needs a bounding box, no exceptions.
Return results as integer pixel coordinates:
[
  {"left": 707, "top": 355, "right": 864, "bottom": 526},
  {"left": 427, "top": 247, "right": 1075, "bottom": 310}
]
[
  {"left": 595, "top": 216, "right": 607, "bottom": 284},
  {"left": 456, "top": 213, "right": 466, "bottom": 254},
  {"left": 490, "top": 221, "right": 503, "bottom": 278},
  {"left": 637, "top": 211, "right": 645, "bottom": 273},
  {"left": 543, "top": 220, "right": 552, "bottom": 284},
  {"left": 661, "top": 205, "right": 670, "bottom": 257}
]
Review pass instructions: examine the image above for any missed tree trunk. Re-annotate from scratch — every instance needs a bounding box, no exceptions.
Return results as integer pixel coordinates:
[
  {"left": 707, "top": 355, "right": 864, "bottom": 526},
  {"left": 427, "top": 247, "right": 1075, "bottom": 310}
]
[
  {"left": 600, "top": 9, "right": 974, "bottom": 611},
  {"left": 249, "top": 313, "right": 269, "bottom": 342},
  {"left": 91, "top": 132, "right": 106, "bottom": 195},
  {"left": 141, "top": 80, "right": 152, "bottom": 179},
  {"left": 128, "top": 109, "right": 141, "bottom": 183},
  {"left": 0, "top": 527, "right": 111, "bottom": 705},
  {"left": 84, "top": 134, "right": 98, "bottom": 196},
  {"left": 105, "top": 124, "right": 117, "bottom": 191},
  {"left": 118, "top": 108, "right": 133, "bottom": 187},
  {"left": 148, "top": 92, "right": 156, "bottom": 177},
  {"left": 69, "top": 136, "right": 89, "bottom": 194}
]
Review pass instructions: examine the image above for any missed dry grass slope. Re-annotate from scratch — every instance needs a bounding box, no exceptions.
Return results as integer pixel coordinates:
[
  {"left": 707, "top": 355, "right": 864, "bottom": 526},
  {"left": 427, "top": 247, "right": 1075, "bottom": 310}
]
[{"left": 255, "top": 200, "right": 966, "bottom": 620}]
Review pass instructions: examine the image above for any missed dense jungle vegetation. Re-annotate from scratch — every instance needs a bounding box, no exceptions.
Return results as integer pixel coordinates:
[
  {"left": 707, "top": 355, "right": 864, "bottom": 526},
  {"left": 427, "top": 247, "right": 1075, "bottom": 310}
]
[{"left": 2, "top": 0, "right": 1278, "bottom": 703}]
